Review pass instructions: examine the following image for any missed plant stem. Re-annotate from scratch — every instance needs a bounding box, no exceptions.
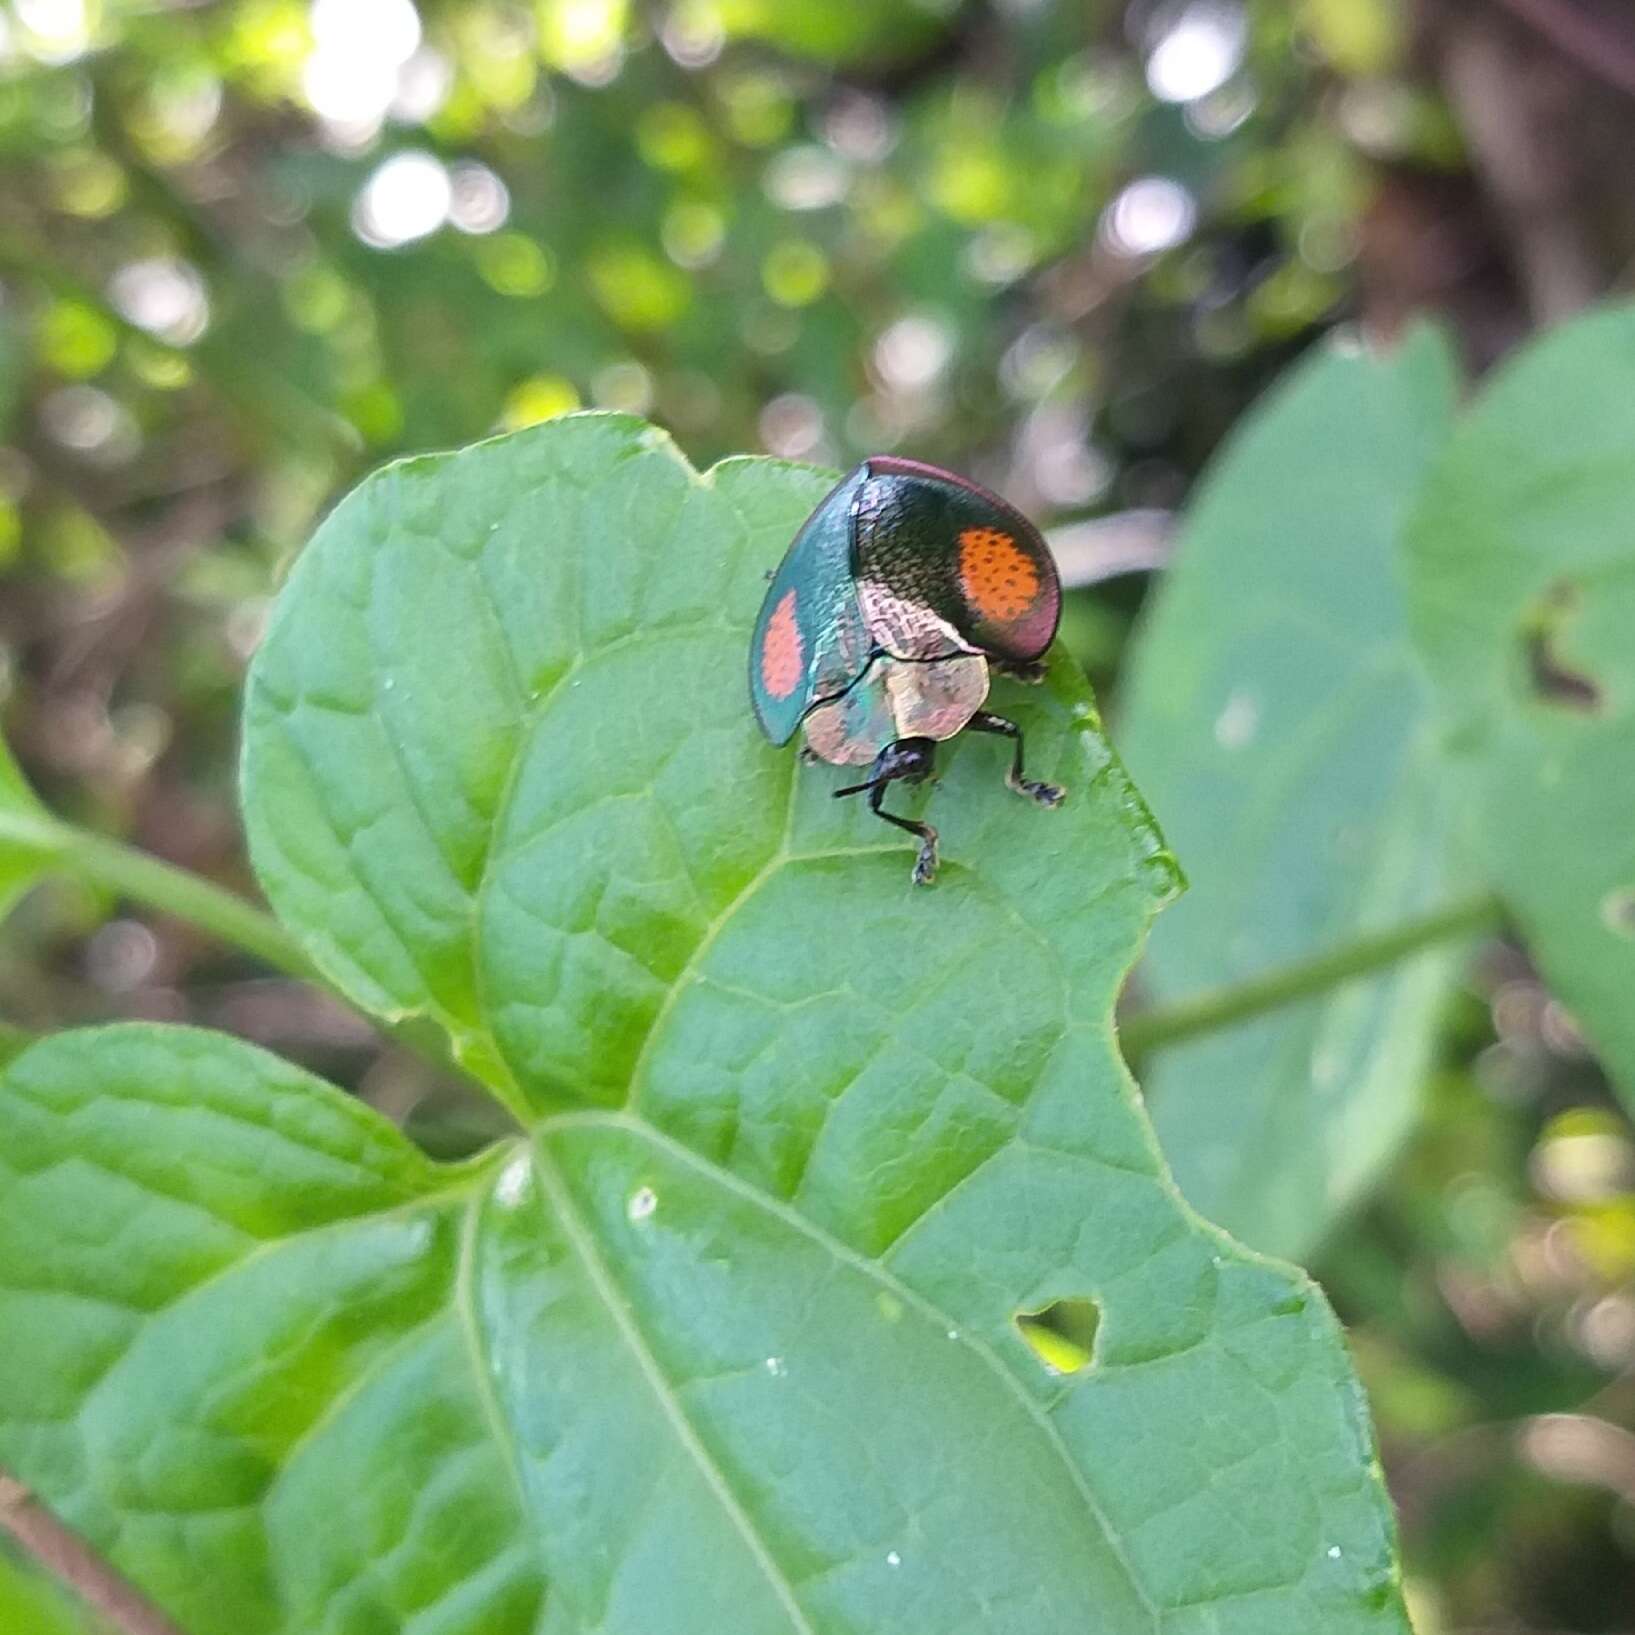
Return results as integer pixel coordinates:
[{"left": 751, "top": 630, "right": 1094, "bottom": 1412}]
[
  {"left": 1120, "top": 891, "right": 1503, "bottom": 1060},
  {"left": 3, "top": 813, "right": 497, "bottom": 1092},
  {"left": 8, "top": 819, "right": 1501, "bottom": 1087},
  {"left": 10, "top": 814, "right": 316, "bottom": 982},
  {"left": 3, "top": 809, "right": 513, "bottom": 1103},
  {"left": 0, "top": 1468, "right": 186, "bottom": 1635}
]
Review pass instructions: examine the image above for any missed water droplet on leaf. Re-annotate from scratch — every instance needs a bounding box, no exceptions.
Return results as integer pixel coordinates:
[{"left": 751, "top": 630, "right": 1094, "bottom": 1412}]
[
  {"left": 495, "top": 1154, "right": 533, "bottom": 1208},
  {"left": 1213, "top": 687, "right": 1258, "bottom": 750}
]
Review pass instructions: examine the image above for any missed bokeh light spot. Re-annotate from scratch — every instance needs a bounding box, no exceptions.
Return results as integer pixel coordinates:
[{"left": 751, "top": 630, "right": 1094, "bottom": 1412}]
[
  {"left": 502, "top": 375, "right": 581, "bottom": 428},
  {"left": 353, "top": 150, "right": 452, "bottom": 247}
]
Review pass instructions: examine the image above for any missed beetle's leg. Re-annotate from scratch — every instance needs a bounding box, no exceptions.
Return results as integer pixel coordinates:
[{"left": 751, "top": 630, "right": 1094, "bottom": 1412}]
[
  {"left": 967, "top": 711, "right": 1065, "bottom": 808},
  {"left": 994, "top": 657, "right": 1048, "bottom": 686},
  {"left": 869, "top": 779, "right": 940, "bottom": 887},
  {"left": 832, "top": 737, "right": 940, "bottom": 886}
]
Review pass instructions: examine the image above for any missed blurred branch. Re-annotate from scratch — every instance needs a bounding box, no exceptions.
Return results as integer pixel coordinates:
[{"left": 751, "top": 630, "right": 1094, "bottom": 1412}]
[
  {"left": 1490, "top": 0, "right": 1635, "bottom": 100},
  {"left": 1518, "top": 1412, "right": 1635, "bottom": 1504},
  {"left": 1047, "top": 510, "right": 1174, "bottom": 588},
  {"left": 1120, "top": 891, "right": 1503, "bottom": 1060},
  {"left": 0, "top": 1468, "right": 185, "bottom": 1635},
  {"left": 1436, "top": 8, "right": 1603, "bottom": 321}
]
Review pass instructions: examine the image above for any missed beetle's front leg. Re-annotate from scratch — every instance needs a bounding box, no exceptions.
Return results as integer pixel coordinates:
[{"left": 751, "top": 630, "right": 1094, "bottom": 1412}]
[{"left": 832, "top": 737, "right": 940, "bottom": 885}]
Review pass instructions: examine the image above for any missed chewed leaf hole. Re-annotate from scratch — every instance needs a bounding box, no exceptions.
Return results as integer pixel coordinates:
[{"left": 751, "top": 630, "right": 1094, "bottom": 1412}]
[
  {"left": 1523, "top": 580, "right": 1603, "bottom": 712},
  {"left": 1014, "top": 1297, "right": 1101, "bottom": 1377}
]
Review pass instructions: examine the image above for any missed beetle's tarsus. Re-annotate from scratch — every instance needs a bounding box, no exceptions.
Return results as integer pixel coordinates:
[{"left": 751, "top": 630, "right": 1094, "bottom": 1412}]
[
  {"left": 911, "top": 832, "right": 939, "bottom": 886},
  {"left": 1009, "top": 770, "right": 1065, "bottom": 807}
]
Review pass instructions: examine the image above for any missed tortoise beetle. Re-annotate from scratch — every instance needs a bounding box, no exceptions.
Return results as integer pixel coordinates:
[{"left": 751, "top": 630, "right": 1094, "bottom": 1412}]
[{"left": 749, "top": 455, "right": 1064, "bottom": 885}]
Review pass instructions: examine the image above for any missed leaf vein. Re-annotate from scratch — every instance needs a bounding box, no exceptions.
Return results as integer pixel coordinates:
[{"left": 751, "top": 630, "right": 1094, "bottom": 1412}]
[{"left": 530, "top": 1136, "right": 819, "bottom": 1635}]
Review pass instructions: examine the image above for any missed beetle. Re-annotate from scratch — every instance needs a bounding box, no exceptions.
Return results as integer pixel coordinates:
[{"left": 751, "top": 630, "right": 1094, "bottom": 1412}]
[{"left": 749, "top": 455, "right": 1064, "bottom": 885}]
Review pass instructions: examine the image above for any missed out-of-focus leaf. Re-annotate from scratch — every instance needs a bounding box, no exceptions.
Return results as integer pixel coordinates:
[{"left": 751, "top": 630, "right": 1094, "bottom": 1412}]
[
  {"left": 1121, "top": 327, "right": 1466, "bottom": 1258},
  {"left": 0, "top": 1022, "right": 33, "bottom": 1067},
  {"left": 1405, "top": 303, "right": 1635, "bottom": 1113},
  {"left": 1298, "top": 0, "right": 1406, "bottom": 77},
  {"left": 705, "top": 0, "right": 959, "bottom": 62}
]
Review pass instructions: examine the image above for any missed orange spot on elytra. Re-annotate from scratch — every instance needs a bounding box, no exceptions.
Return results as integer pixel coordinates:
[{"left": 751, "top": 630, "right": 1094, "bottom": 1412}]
[
  {"left": 761, "top": 589, "right": 803, "bottom": 699},
  {"left": 958, "top": 527, "right": 1039, "bottom": 624}
]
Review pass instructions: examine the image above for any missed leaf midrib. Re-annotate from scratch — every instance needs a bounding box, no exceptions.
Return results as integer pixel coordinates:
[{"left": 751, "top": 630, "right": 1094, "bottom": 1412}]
[{"left": 528, "top": 1135, "right": 819, "bottom": 1635}]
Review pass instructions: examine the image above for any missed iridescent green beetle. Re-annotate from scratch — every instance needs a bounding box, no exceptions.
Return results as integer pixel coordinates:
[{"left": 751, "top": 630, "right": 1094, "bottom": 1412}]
[{"left": 749, "top": 455, "right": 1064, "bottom": 885}]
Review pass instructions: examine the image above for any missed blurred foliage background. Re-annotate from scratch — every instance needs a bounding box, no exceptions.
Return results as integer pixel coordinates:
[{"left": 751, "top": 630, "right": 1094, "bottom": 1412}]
[{"left": 1, "top": 0, "right": 1635, "bottom": 1629}]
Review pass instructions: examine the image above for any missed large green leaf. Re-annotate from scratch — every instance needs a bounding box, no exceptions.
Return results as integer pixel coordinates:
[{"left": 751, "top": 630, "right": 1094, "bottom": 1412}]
[
  {"left": 0, "top": 1026, "right": 537, "bottom": 1635},
  {"left": 2, "top": 416, "right": 1410, "bottom": 1631},
  {"left": 1405, "top": 303, "right": 1635, "bottom": 1111},
  {"left": 1120, "top": 328, "right": 1467, "bottom": 1258}
]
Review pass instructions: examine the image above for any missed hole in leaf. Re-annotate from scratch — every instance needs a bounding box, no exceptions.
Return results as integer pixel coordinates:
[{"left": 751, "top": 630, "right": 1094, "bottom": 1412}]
[
  {"left": 1014, "top": 1297, "right": 1101, "bottom": 1377},
  {"left": 1523, "top": 580, "right": 1603, "bottom": 712}
]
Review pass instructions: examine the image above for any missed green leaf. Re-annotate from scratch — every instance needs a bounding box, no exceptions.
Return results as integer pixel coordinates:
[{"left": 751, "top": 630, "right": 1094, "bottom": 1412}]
[
  {"left": 0, "top": 732, "right": 58, "bottom": 925},
  {"left": 0, "top": 1026, "right": 540, "bottom": 1635},
  {"left": 4, "top": 416, "right": 1410, "bottom": 1632},
  {"left": 0, "top": 1021, "right": 33, "bottom": 1069},
  {"left": 1120, "top": 328, "right": 1467, "bottom": 1258},
  {"left": 708, "top": 0, "right": 957, "bottom": 63},
  {"left": 1405, "top": 303, "right": 1635, "bottom": 1110}
]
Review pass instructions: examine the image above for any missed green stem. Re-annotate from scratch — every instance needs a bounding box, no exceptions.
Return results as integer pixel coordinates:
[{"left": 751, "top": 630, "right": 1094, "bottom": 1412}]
[
  {"left": 65, "top": 828, "right": 316, "bottom": 980},
  {"left": 1120, "top": 891, "right": 1504, "bottom": 1060},
  {"left": 6, "top": 813, "right": 314, "bottom": 983},
  {"left": 5, "top": 814, "right": 492, "bottom": 1094}
]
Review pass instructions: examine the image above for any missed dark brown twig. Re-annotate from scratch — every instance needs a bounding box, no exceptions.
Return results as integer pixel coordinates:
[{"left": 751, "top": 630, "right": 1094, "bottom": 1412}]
[
  {"left": 1436, "top": 10, "right": 1603, "bottom": 321},
  {"left": 0, "top": 1468, "right": 187, "bottom": 1635}
]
